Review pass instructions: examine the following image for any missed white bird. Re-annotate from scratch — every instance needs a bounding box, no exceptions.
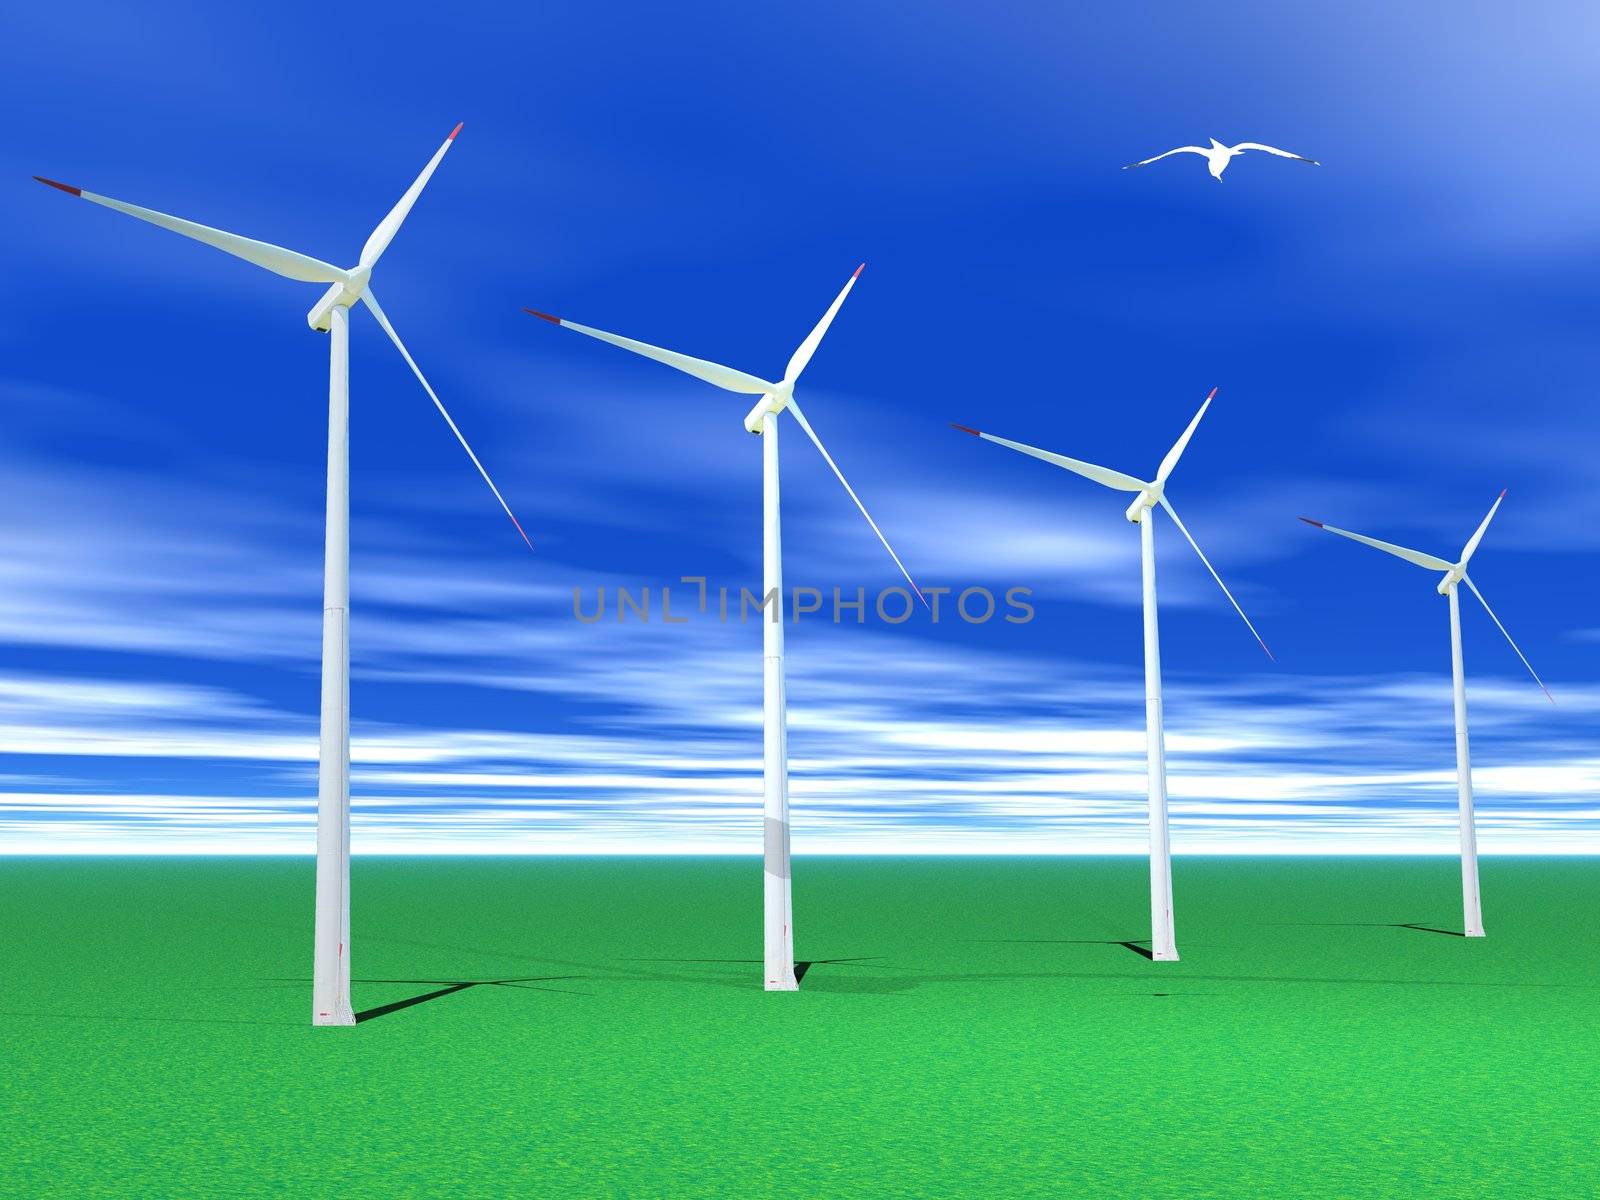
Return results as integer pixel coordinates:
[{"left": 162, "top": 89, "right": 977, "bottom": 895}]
[
  {"left": 1124, "top": 138, "right": 1319, "bottom": 181},
  {"left": 1300, "top": 493, "right": 1552, "bottom": 938},
  {"left": 953, "top": 388, "right": 1272, "bottom": 962},
  {"left": 35, "top": 125, "right": 532, "bottom": 1027}
]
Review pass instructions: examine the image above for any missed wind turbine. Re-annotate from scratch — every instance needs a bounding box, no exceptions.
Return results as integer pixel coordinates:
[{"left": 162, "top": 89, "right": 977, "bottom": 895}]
[
  {"left": 34, "top": 125, "right": 530, "bottom": 1026},
  {"left": 1299, "top": 492, "right": 1551, "bottom": 937},
  {"left": 952, "top": 388, "right": 1271, "bottom": 961},
  {"left": 525, "top": 266, "right": 922, "bottom": 991}
]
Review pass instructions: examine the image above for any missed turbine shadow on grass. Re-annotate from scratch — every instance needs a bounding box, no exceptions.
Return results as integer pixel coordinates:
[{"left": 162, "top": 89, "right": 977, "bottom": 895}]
[
  {"left": 357, "top": 981, "right": 472, "bottom": 1022},
  {"left": 354, "top": 976, "right": 589, "bottom": 1023},
  {"left": 297, "top": 939, "right": 1587, "bottom": 997},
  {"left": 353, "top": 928, "right": 900, "bottom": 994},
  {"left": 613, "top": 956, "right": 911, "bottom": 992},
  {"left": 1260, "top": 922, "right": 1467, "bottom": 938},
  {"left": 975, "top": 938, "right": 1156, "bottom": 960},
  {"left": 785, "top": 968, "right": 1587, "bottom": 992},
  {"left": 270, "top": 975, "right": 587, "bottom": 1023}
]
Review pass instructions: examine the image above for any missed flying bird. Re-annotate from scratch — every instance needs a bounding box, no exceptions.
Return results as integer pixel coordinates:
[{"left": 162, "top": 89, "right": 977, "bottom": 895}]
[{"left": 1124, "top": 138, "right": 1319, "bottom": 181}]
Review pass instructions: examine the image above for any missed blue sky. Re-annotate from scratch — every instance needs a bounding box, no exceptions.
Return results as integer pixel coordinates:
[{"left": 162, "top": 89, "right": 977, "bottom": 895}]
[{"left": 1, "top": 1, "right": 1597, "bottom": 853}]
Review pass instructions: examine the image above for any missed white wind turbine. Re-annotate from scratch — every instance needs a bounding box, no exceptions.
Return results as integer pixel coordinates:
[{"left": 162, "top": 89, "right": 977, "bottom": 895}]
[
  {"left": 1300, "top": 492, "right": 1551, "bottom": 936},
  {"left": 953, "top": 388, "right": 1271, "bottom": 961},
  {"left": 34, "top": 124, "right": 530, "bottom": 1026},
  {"left": 525, "top": 265, "right": 922, "bottom": 991}
]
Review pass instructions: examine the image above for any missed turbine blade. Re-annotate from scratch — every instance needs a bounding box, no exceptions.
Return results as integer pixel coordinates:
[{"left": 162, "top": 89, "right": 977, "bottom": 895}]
[
  {"left": 359, "top": 123, "right": 462, "bottom": 270},
  {"left": 1159, "top": 496, "right": 1273, "bottom": 660},
  {"left": 784, "top": 264, "right": 863, "bottom": 384},
  {"left": 32, "top": 177, "right": 344, "bottom": 284},
  {"left": 952, "top": 425, "right": 1146, "bottom": 492},
  {"left": 1156, "top": 387, "right": 1218, "bottom": 485},
  {"left": 1463, "top": 574, "right": 1553, "bottom": 703},
  {"left": 362, "top": 290, "right": 532, "bottom": 550},
  {"left": 787, "top": 398, "right": 925, "bottom": 606},
  {"left": 1297, "top": 517, "right": 1453, "bottom": 571},
  {"left": 1459, "top": 489, "right": 1506, "bottom": 567},
  {"left": 523, "top": 310, "right": 774, "bottom": 395}
]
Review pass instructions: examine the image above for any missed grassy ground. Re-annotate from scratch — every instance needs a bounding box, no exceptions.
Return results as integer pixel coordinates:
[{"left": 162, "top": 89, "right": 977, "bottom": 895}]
[{"left": 3, "top": 857, "right": 1596, "bottom": 1197}]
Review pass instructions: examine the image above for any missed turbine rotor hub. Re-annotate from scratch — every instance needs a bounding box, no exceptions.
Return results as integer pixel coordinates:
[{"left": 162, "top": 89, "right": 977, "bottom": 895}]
[
  {"left": 1124, "top": 484, "right": 1161, "bottom": 523},
  {"left": 306, "top": 268, "right": 370, "bottom": 332},
  {"left": 743, "top": 386, "right": 792, "bottom": 435}
]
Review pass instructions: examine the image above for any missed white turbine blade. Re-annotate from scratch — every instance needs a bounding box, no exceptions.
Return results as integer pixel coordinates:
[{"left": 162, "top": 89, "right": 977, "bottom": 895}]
[
  {"left": 362, "top": 290, "right": 532, "bottom": 550},
  {"left": 1297, "top": 517, "right": 1453, "bottom": 572},
  {"left": 784, "top": 264, "right": 863, "bottom": 384},
  {"left": 1463, "top": 574, "right": 1553, "bottom": 703},
  {"left": 524, "top": 310, "right": 775, "bottom": 395},
  {"left": 33, "top": 176, "right": 344, "bottom": 284},
  {"left": 951, "top": 425, "right": 1146, "bottom": 492},
  {"left": 359, "top": 123, "right": 462, "bottom": 270},
  {"left": 788, "top": 398, "right": 925, "bottom": 606},
  {"left": 1158, "top": 496, "right": 1273, "bottom": 660},
  {"left": 1156, "top": 387, "right": 1218, "bottom": 485},
  {"left": 1459, "top": 489, "right": 1506, "bottom": 567}
]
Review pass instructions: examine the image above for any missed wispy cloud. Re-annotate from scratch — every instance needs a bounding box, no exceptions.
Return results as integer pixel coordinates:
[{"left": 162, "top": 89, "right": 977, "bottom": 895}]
[{"left": 3, "top": 625, "right": 1594, "bottom": 853}]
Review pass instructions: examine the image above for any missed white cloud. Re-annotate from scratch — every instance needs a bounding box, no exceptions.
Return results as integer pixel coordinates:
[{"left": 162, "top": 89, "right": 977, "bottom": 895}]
[{"left": 2, "top": 630, "right": 1596, "bottom": 853}]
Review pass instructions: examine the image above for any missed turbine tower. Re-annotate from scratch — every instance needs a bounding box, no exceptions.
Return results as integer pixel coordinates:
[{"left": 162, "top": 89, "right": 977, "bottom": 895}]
[
  {"left": 525, "top": 266, "right": 922, "bottom": 990},
  {"left": 953, "top": 388, "right": 1271, "bottom": 960},
  {"left": 34, "top": 125, "right": 530, "bottom": 1025},
  {"left": 1300, "top": 491, "right": 1551, "bottom": 936}
]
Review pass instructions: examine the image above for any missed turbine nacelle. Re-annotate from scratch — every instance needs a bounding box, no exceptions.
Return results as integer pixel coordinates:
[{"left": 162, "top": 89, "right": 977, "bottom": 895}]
[
  {"left": 1436, "top": 562, "right": 1468, "bottom": 595},
  {"left": 743, "top": 385, "right": 793, "bottom": 434},
  {"left": 1124, "top": 483, "right": 1162, "bottom": 524},
  {"left": 307, "top": 267, "right": 369, "bottom": 332}
]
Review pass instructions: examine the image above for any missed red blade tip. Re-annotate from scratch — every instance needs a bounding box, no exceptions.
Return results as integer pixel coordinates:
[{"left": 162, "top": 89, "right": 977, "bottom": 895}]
[
  {"left": 951, "top": 423, "right": 981, "bottom": 437},
  {"left": 853, "top": 263, "right": 865, "bottom": 278},
  {"left": 448, "top": 122, "right": 464, "bottom": 140},
  {"left": 523, "top": 308, "right": 561, "bottom": 324},
  {"left": 1298, "top": 517, "right": 1323, "bottom": 528},
  {"left": 1499, "top": 488, "right": 1507, "bottom": 498},
  {"left": 1206, "top": 386, "right": 1218, "bottom": 399},
  {"left": 33, "top": 176, "right": 81, "bottom": 196}
]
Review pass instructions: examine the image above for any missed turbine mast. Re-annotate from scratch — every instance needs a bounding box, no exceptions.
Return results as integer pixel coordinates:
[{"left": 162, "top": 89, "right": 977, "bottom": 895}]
[
  {"left": 761, "top": 411, "right": 798, "bottom": 990},
  {"left": 1446, "top": 582, "right": 1486, "bottom": 937},
  {"left": 1140, "top": 509, "right": 1179, "bottom": 960},
  {"left": 311, "top": 304, "right": 355, "bottom": 1025}
]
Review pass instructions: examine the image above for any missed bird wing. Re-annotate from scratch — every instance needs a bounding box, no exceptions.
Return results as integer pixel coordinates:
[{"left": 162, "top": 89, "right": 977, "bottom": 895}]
[
  {"left": 1231, "top": 143, "right": 1319, "bottom": 165},
  {"left": 1122, "top": 146, "right": 1210, "bottom": 170}
]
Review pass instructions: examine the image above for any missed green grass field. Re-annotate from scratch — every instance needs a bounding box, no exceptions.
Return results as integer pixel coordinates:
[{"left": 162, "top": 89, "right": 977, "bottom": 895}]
[{"left": 4, "top": 857, "right": 1596, "bottom": 1197}]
